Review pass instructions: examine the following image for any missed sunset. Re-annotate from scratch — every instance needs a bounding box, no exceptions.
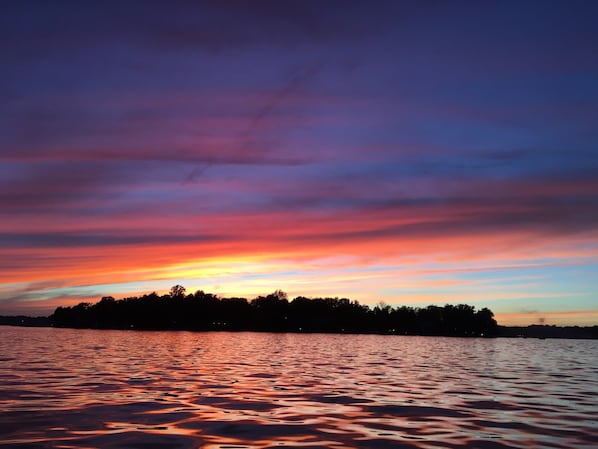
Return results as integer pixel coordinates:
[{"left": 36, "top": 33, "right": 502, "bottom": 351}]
[
  {"left": 2, "top": 2, "right": 598, "bottom": 448},
  {"left": 1, "top": 2, "right": 598, "bottom": 328}
]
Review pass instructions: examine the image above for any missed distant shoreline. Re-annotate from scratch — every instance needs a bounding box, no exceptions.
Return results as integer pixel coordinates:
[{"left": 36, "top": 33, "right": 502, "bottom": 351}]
[
  {"left": 2, "top": 287, "right": 596, "bottom": 339},
  {"left": 46, "top": 289, "right": 501, "bottom": 337},
  {"left": 1, "top": 316, "right": 596, "bottom": 340}
]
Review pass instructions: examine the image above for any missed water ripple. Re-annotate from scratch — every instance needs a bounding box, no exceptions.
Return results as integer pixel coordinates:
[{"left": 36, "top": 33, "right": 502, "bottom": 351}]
[{"left": 0, "top": 328, "right": 597, "bottom": 448}]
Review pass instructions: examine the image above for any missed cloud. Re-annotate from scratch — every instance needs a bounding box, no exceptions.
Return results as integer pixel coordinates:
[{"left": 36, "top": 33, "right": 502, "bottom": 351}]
[
  {"left": 0, "top": 231, "right": 224, "bottom": 250},
  {"left": 0, "top": 0, "right": 378, "bottom": 62},
  {"left": 1, "top": 1, "right": 597, "bottom": 323},
  {"left": 0, "top": 161, "right": 122, "bottom": 215}
]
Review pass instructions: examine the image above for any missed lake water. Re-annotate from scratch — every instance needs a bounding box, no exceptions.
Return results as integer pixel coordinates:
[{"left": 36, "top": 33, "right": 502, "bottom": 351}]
[{"left": 0, "top": 327, "right": 596, "bottom": 449}]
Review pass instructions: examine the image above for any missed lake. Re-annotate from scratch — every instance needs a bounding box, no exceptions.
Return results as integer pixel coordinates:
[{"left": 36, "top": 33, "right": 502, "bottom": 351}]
[{"left": 0, "top": 327, "right": 596, "bottom": 448}]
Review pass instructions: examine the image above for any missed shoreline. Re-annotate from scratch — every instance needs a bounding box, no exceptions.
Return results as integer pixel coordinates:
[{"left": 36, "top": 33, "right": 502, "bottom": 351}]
[{"left": 2, "top": 317, "right": 597, "bottom": 340}]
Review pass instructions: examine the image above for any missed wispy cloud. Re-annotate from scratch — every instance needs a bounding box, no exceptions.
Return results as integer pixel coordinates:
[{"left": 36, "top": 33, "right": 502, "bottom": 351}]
[{"left": 1, "top": 1, "right": 597, "bottom": 323}]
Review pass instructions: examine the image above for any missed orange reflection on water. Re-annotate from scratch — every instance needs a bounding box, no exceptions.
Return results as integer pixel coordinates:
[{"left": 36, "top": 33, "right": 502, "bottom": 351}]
[{"left": 0, "top": 328, "right": 597, "bottom": 449}]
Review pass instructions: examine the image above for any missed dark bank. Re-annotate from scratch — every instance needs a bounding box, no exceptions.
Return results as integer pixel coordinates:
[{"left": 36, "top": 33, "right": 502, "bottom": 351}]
[
  {"left": 46, "top": 286, "right": 498, "bottom": 336},
  {"left": 3, "top": 286, "right": 596, "bottom": 339}
]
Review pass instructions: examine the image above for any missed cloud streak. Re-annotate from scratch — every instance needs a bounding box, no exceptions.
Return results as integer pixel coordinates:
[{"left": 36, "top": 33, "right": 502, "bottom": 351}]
[{"left": 0, "top": 1, "right": 597, "bottom": 323}]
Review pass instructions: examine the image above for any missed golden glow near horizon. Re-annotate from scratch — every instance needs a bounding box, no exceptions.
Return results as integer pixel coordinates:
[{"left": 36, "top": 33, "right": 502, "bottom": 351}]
[{"left": 2, "top": 232, "right": 596, "bottom": 327}]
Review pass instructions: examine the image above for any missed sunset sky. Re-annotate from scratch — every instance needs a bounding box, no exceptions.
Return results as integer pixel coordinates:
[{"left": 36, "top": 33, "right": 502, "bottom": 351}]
[{"left": 1, "top": 1, "right": 597, "bottom": 326}]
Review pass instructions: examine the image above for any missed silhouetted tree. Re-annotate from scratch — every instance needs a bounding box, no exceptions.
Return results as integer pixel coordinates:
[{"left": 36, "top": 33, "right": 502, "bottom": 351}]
[
  {"left": 49, "top": 286, "right": 500, "bottom": 336},
  {"left": 390, "top": 306, "right": 418, "bottom": 334},
  {"left": 373, "top": 301, "right": 392, "bottom": 331},
  {"left": 474, "top": 307, "right": 498, "bottom": 336},
  {"left": 251, "top": 291, "right": 289, "bottom": 331},
  {"left": 169, "top": 285, "right": 186, "bottom": 299}
]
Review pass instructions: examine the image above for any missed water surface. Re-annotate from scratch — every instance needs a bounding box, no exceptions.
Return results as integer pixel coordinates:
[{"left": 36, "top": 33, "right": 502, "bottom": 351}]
[{"left": 1, "top": 327, "right": 596, "bottom": 448}]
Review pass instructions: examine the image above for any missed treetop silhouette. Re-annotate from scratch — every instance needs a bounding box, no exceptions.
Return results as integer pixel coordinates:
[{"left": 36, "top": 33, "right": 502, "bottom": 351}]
[{"left": 50, "top": 286, "right": 499, "bottom": 336}]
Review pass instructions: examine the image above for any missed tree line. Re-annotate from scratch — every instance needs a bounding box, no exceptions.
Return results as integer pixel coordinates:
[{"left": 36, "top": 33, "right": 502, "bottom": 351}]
[{"left": 49, "top": 285, "right": 498, "bottom": 336}]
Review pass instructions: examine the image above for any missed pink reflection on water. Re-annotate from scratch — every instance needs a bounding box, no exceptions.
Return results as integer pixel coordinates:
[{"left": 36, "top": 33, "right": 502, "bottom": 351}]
[{"left": 0, "top": 328, "right": 597, "bottom": 448}]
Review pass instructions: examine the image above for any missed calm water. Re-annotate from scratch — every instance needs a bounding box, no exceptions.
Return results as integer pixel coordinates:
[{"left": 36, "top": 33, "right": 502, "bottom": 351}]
[{"left": 1, "top": 327, "right": 596, "bottom": 449}]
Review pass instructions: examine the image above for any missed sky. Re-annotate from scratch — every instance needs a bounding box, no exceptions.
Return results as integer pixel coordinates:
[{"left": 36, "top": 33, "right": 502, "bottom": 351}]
[{"left": 1, "top": 1, "right": 597, "bottom": 326}]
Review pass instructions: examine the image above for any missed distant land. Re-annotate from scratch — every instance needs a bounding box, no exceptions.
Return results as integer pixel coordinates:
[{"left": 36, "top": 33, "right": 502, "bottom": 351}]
[
  {"left": 1, "top": 287, "right": 597, "bottom": 339},
  {"left": 0, "top": 315, "right": 50, "bottom": 327}
]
